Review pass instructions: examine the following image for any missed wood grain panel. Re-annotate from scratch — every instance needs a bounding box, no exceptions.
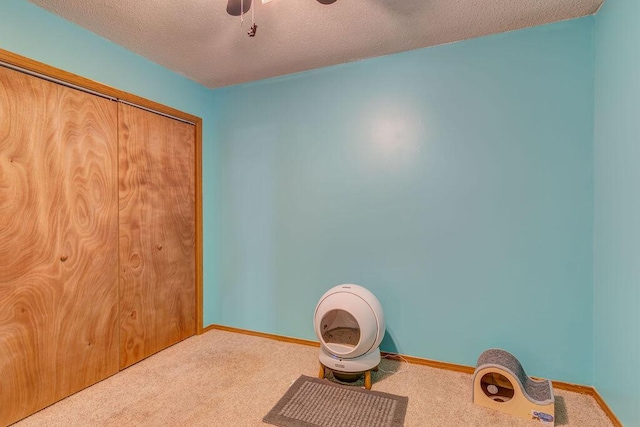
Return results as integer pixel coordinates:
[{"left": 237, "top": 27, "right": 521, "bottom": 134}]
[
  {"left": 55, "top": 83, "right": 119, "bottom": 400},
  {"left": 2, "top": 47, "right": 204, "bottom": 335},
  {"left": 0, "top": 66, "right": 64, "bottom": 426},
  {"left": 0, "top": 66, "right": 119, "bottom": 425},
  {"left": 119, "top": 102, "right": 196, "bottom": 369}
]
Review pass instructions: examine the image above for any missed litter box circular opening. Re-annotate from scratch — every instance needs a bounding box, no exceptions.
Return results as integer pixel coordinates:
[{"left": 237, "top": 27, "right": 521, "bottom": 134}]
[{"left": 314, "top": 284, "right": 385, "bottom": 373}]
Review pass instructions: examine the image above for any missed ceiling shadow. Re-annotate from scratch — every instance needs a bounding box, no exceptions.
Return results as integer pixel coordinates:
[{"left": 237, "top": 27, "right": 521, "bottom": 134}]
[
  {"left": 369, "top": 0, "right": 428, "bottom": 16},
  {"left": 227, "top": 0, "right": 252, "bottom": 16}
]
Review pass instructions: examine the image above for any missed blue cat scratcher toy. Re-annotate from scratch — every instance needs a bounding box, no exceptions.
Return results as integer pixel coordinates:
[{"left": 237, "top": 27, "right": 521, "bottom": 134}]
[{"left": 472, "top": 349, "right": 555, "bottom": 425}]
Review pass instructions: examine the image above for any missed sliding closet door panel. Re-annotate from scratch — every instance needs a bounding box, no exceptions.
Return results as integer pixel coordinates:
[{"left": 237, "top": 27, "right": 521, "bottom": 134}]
[
  {"left": 0, "top": 66, "right": 118, "bottom": 426},
  {"left": 0, "top": 66, "right": 63, "bottom": 426},
  {"left": 56, "top": 85, "right": 119, "bottom": 399},
  {"left": 119, "top": 103, "right": 196, "bottom": 369}
]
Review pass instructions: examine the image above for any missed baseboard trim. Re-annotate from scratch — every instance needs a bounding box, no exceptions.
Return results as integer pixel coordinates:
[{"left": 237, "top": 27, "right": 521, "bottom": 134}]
[
  {"left": 551, "top": 380, "right": 592, "bottom": 394},
  {"left": 380, "top": 352, "right": 475, "bottom": 374},
  {"left": 205, "top": 324, "right": 320, "bottom": 348},
  {"left": 205, "top": 324, "right": 622, "bottom": 426}
]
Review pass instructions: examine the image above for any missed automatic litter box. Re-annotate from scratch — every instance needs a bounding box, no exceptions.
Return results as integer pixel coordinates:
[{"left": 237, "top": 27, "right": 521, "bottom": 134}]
[{"left": 314, "top": 284, "right": 385, "bottom": 389}]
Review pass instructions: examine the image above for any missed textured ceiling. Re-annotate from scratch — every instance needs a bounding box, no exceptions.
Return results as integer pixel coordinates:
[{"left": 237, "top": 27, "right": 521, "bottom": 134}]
[{"left": 28, "top": 0, "right": 603, "bottom": 89}]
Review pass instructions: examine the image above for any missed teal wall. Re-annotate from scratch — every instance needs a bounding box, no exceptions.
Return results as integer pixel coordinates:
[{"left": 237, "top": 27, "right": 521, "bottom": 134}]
[
  {"left": 594, "top": 0, "right": 640, "bottom": 425},
  {"left": 211, "top": 18, "right": 595, "bottom": 384},
  {"left": 0, "top": 0, "right": 218, "bottom": 331},
  {"left": 2, "top": 0, "right": 607, "bottom": 392}
]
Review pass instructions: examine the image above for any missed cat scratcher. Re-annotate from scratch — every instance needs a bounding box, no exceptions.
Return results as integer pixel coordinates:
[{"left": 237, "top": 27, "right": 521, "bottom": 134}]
[{"left": 472, "top": 349, "right": 555, "bottom": 425}]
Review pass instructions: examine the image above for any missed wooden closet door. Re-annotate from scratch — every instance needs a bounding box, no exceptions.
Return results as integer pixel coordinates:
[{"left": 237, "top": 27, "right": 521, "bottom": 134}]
[
  {"left": 55, "top": 79, "right": 120, "bottom": 398},
  {"left": 0, "top": 66, "right": 119, "bottom": 426},
  {"left": 118, "top": 103, "right": 196, "bottom": 369}
]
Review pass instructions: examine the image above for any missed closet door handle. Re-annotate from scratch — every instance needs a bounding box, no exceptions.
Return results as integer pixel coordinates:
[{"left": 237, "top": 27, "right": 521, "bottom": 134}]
[
  {"left": 60, "top": 255, "right": 68, "bottom": 262},
  {"left": 157, "top": 245, "right": 163, "bottom": 251}
]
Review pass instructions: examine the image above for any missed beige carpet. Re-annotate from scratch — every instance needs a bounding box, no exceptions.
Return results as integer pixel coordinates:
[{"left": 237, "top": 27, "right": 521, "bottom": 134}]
[{"left": 15, "top": 329, "right": 612, "bottom": 427}]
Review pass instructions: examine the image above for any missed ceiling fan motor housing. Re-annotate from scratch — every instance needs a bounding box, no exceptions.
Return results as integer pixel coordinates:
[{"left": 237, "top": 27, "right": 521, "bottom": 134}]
[{"left": 314, "top": 284, "right": 385, "bottom": 373}]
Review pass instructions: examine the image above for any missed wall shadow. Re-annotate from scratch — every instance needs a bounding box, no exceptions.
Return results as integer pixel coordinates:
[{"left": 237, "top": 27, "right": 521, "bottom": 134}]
[{"left": 380, "top": 329, "right": 399, "bottom": 354}]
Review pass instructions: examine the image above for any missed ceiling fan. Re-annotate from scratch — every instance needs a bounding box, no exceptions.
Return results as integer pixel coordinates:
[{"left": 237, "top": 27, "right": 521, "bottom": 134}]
[
  {"left": 227, "top": 0, "right": 337, "bottom": 37},
  {"left": 227, "top": 0, "right": 337, "bottom": 17}
]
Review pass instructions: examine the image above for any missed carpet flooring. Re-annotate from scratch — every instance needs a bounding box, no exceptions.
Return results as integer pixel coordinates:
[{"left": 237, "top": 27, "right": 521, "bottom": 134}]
[{"left": 14, "top": 329, "right": 613, "bottom": 427}]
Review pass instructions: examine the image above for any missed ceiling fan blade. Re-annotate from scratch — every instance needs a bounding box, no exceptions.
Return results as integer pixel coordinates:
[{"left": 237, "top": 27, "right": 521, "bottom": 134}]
[{"left": 227, "top": 0, "right": 252, "bottom": 16}]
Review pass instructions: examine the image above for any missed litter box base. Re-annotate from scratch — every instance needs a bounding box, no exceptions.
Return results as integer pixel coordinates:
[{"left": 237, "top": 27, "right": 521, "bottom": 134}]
[{"left": 319, "top": 363, "right": 376, "bottom": 390}]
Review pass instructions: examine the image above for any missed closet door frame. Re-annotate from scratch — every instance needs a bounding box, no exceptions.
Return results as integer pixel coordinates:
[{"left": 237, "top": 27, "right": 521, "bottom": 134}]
[{"left": 0, "top": 47, "right": 204, "bottom": 335}]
